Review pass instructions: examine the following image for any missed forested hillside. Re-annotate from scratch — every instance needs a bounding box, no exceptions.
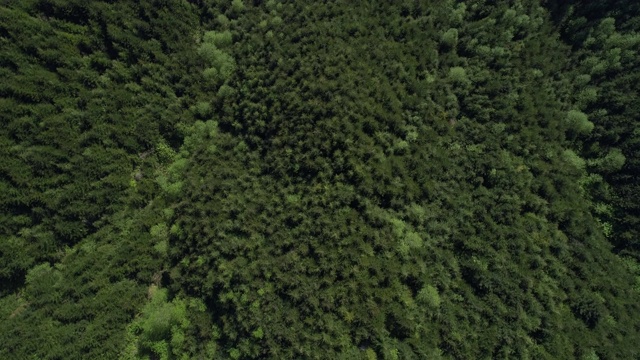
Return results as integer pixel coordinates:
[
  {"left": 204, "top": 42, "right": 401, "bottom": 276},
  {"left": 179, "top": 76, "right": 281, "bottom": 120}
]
[{"left": 1, "top": 0, "right": 639, "bottom": 359}]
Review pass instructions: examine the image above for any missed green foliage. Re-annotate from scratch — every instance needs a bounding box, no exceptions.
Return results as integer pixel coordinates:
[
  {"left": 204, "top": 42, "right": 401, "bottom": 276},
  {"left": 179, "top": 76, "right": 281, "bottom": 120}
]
[
  {"left": 156, "top": 141, "right": 177, "bottom": 165},
  {"left": 151, "top": 223, "right": 169, "bottom": 255},
  {"left": 24, "top": 263, "right": 62, "bottom": 301},
  {"left": 192, "top": 101, "right": 213, "bottom": 119},
  {"left": 563, "top": 149, "right": 587, "bottom": 170},
  {"left": 448, "top": 66, "right": 469, "bottom": 84},
  {"left": 553, "top": 2, "right": 640, "bottom": 254},
  {"left": 589, "top": 148, "right": 626, "bottom": 173},
  {"left": 416, "top": 285, "right": 441, "bottom": 310},
  {"left": 566, "top": 110, "right": 594, "bottom": 135},
  {"left": 158, "top": 1, "right": 640, "bottom": 357},
  {"left": 620, "top": 257, "right": 640, "bottom": 294},
  {"left": 198, "top": 30, "right": 236, "bottom": 83},
  {"left": 571, "top": 291, "right": 606, "bottom": 328},
  {"left": 442, "top": 28, "right": 459, "bottom": 47},
  {"left": 203, "top": 30, "right": 233, "bottom": 48},
  {"left": 122, "top": 287, "right": 218, "bottom": 359},
  {"left": 231, "top": 0, "right": 245, "bottom": 13},
  {"left": 2, "top": 1, "right": 640, "bottom": 360},
  {"left": 128, "top": 287, "right": 187, "bottom": 352}
]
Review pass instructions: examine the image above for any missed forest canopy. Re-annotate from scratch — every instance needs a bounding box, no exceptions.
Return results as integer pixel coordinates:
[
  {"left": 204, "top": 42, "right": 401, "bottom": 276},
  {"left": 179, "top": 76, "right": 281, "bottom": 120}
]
[{"left": 1, "top": 0, "right": 639, "bottom": 359}]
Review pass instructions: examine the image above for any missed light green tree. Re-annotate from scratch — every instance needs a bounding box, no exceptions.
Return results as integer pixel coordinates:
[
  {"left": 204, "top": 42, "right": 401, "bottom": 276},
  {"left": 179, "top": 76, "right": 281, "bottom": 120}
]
[
  {"left": 589, "top": 148, "right": 625, "bottom": 174},
  {"left": 442, "top": 28, "right": 459, "bottom": 47},
  {"left": 563, "top": 149, "right": 587, "bottom": 171},
  {"left": 448, "top": 66, "right": 468, "bottom": 84},
  {"left": 565, "top": 110, "right": 594, "bottom": 135},
  {"left": 121, "top": 287, "right": 192, "bottom": 360}
]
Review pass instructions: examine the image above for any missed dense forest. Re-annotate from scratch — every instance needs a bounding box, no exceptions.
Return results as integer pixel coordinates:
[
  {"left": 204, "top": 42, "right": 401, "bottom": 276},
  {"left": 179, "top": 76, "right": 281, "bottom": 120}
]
[{"left": 1, "top": 0, "right": 639, "bottom": 359}]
